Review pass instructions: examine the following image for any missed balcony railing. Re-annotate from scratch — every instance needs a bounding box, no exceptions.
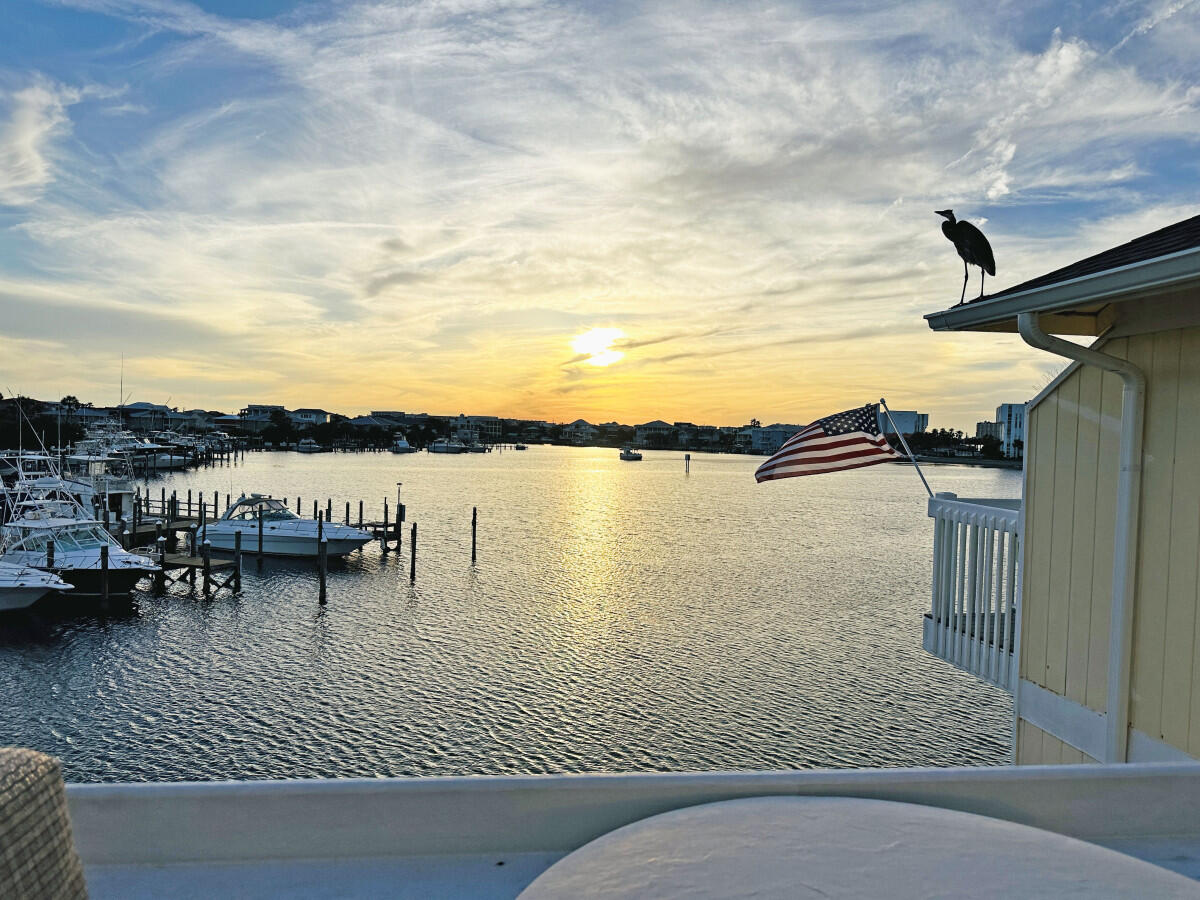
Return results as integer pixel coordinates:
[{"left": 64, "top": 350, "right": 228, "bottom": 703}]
[{"left": 924, "top": 492, "right": 1021, "bottom": 691}]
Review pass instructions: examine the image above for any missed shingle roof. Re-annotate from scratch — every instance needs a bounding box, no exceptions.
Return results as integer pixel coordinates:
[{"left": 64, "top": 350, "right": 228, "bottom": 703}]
[{"left": 978, "top": 213, "right": 1200, "bottom": 303}]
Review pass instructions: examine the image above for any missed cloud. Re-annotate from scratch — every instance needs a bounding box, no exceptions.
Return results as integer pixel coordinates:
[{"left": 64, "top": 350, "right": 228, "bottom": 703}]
[
  {"left": 0, "top": 80, "right": 82, "bottom": 205},
  {"left": 1, "top": 0, "right": 1198, "bottom": 425}
]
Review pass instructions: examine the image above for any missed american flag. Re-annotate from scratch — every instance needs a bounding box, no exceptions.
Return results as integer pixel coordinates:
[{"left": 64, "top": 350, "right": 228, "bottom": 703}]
[{"left": 754, "top": 403, "right": 902, "bottom": 483}]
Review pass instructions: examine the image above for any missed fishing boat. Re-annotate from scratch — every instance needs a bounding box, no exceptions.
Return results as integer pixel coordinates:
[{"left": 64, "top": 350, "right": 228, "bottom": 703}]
[
  {"left": 390, "top": 436, "right": 417, "bottom": 454},
  {"left": 296, "top": 438, "right": 325, "bottom": 454},
  {"left": 0, "top": 502, "right": 157, "bottom": 595},
  {"left": 620, "top": 446, "right": 643, "bottom": 461},
  {"left": 514, "top": 443, "right": 527, "bottom": 451},
  {"left": 201, "top": 495, "right": 373, "bottom": 557},
  {"left": 0, "top": 560, "right": 72, "bottom": 611},
  {"left": 428, "top": 438, "right": 466, "bottom": 454}
]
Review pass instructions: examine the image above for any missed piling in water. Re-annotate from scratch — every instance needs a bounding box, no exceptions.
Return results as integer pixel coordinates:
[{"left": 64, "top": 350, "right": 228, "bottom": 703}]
[
  {"left": 410, "top": 522, "right": 417, "bottom": 581},
  {"left": 472, "top": 507, "right": 477, "bottom": 563}
]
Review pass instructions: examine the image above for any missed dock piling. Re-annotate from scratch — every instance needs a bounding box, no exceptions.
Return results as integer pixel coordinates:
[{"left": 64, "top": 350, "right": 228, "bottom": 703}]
[
  {"left": 258, "top": 513, "right": 264, "bottom": 559},
  {"left": 358, "top": 500, "right": 363, "bottom": 527},
  {"left": 326, "top": 498, "right": 332, "bottom": 522},
  {"left": 154, "top": 537, "right": 166, "bottom": 593},
  {"left": 318, "top": 536, "right": 328, "bottom": 604},
  {"left": 382, "top": 501, "right": 390, "bottom": 552},
  {"left": 472, "top": 507, "right": 477, "bottom": 563},
  {"left": 410, "top": 523, "right": 417, "bottom": 581},
  {"left": 345, "top": 501, "right": 350, "bottom": 525},
  {"left": 202, "top": 540, "right": 212, "bottom": 596},
  {"left": 233, "top": 530, "right": 242, "bottom": 592},
  {"left": 100, "top": 544, "right": 109, "bottom": 601}
]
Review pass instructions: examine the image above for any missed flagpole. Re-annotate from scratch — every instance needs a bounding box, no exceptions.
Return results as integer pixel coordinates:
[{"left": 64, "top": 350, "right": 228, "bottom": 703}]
[{"left": 880, "top": 397, "right": 933, "bottom": 498}]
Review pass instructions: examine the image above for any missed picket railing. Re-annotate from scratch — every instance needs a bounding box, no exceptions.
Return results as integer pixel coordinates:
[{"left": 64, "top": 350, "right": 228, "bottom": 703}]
[{"left": 924, "top": 492, "right": 1021, "bottom": 691}]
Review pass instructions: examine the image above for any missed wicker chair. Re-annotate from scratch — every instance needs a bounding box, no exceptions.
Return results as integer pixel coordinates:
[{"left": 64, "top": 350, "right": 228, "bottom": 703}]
[{"left": 0, "top": 749, "right": 88, "bottom": 899}]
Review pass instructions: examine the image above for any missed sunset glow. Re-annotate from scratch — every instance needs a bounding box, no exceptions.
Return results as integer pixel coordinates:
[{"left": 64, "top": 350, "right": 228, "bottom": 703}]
[{"left": 570, "top": 329, "right": 626, "bottom": 367}]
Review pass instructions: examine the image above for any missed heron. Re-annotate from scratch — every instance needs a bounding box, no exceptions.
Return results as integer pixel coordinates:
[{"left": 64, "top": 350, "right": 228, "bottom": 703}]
[{"left": 936, "top": 209, "right": 995, "bottom": 304}]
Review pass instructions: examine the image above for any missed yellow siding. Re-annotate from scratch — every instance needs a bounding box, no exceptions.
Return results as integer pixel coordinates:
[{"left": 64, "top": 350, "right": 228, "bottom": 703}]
[
  {"left": 1017, "top": 324, "right": 1200, "bottom": 762},
  {"left": 1016, "top": 720, "right": 1098, "bottom": 765}
]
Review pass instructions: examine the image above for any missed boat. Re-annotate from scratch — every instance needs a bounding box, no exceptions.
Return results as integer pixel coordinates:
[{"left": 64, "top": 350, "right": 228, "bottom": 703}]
[
  {"left": 390, "top": 436, "right": 417, "bottom": 454},
  {"left": 296, "top": 438, "right": 325, "bottom": 454},
  {"left": 464, "top": 442, "right": 489, "bottom": 453},
  {"left": 620, "top": 446, "right": 643, "bottom": 461},
  {"left": 428, "top": 438, "right": 466, "bottom": 454},
  {"left": 0, "top": 560, "right": 72, "bottom": 611},
  {"left": 514, "top": 443, "right": 527, "bottom": 451},
  {"left": 201, "top": 494, "right": 373, "bottom": 557},
  {"left": 0, "top": 501, "right": 157, "bottom": 595}
]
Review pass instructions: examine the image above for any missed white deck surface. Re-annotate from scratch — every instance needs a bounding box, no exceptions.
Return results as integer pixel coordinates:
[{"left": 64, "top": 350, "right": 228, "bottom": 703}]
[{"left": 69, "top": 763, "right": 1200, "bottom": 898}]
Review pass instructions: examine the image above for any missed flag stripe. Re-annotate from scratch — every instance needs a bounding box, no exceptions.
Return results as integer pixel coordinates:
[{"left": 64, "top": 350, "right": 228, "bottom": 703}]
[{"left": 754, "top": 403, "right": 901, "bottom": 484}]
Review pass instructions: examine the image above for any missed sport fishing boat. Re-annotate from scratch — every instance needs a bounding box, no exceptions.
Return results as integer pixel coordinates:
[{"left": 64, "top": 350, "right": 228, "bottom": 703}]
[
  {"left": 620, "top": 446, "right": 643, "bottom": 461},
  {"left": 201, "top": 495, "right": 373, "bottom": 557},
  {"left": 428, "top": 438, "right": 466, "bottom": 454},
  {"left": 0, "top": 502, "right": 157, "bottom": 595},
  {"left": 0, "top": 560, "right": 72, "bottom": 611},
  {"left": 390, "top": 436, "right": 417, "bottom": 454},
  {"left": 296, "top": 438, "right": 325, "bottom": 454}
]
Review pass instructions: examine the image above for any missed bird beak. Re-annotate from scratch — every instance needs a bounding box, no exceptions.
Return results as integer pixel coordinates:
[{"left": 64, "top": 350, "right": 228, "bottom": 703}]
[{"left": 934, "top": 209, "right": 950, "bottom": 217}]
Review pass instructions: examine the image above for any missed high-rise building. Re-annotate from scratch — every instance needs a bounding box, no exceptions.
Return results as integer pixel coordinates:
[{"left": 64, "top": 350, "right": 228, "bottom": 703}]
[{"left": 996, "top": 403, "right": 1026, "bottom": 457}]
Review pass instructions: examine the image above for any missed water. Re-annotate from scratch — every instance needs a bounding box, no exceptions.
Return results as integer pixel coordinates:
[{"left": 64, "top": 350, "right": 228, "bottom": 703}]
[{"left": 0, "top": 447, "right": 1017, "bottom": 782}]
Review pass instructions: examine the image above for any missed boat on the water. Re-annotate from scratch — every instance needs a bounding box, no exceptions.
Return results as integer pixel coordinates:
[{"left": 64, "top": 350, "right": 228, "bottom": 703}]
[
  {"left": 428, "top": 438, "right": 466, "bottom": 454},
  {"left": 514, "top": 443, "right": 528, "bottom": 451},
  {"left": 0, "top": 560, "right": 72, "bottom": 611},
  {"left": 296, "top": 438, "right": 325, "bottom": 454},
  {"left": 0, "top": 501, "right": 157, "bottom": 595},
  {"left": 620, "top": 446, "right": 643, "bottom": 461},
  {"left": 202, "top": 494, "right": 373, "bottom": 557},
  {"left": 390, "top": 436, "right": 417, "bottom": 454}
]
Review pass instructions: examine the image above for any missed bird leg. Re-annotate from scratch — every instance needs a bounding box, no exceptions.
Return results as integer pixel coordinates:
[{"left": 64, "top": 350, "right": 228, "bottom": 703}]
[
  {"left": 958, "top": 260, "right": 968, "bottom": 304},
  {"left": 979, "top": 268, "right": 986, "bottom": 300}
]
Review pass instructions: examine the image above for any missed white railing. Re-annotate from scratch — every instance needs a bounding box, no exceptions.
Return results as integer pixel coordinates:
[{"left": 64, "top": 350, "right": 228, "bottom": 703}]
[{"left": 924, "top": 492, "right": 1021, "bottom": 691}]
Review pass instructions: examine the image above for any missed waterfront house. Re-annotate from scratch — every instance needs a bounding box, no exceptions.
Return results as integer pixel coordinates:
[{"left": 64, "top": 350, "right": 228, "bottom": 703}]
[
  {"left": 289, "top": 408, "right": 330, "bottom": 427},
  {"left": 634, "top": 419, "right": 673, "bottom": 447},
  {"left": 562, "top": 418, "right": 599, "bottom": 445},
  {"left": 923, "top": 212, "right": 1200, "bottom": 765}
]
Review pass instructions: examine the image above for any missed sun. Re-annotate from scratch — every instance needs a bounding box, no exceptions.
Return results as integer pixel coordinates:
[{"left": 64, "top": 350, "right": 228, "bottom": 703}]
[{"left": 570, "top": 327, "right": 625, "bottom": 367}]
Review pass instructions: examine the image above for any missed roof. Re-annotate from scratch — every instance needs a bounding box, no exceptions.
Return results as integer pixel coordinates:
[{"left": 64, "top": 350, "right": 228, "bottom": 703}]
[{"left": 926, "top": 213, "right": 1200, "bottom": 334}]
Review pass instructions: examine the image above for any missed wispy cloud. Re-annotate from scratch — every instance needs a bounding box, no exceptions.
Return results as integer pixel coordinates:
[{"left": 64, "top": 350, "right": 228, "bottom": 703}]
[{"left": 1, "top": 0, "right": 1198, "bottom": 425}]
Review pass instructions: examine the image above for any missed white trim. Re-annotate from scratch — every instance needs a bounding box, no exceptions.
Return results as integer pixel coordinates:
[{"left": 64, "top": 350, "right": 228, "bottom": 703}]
[
  {"left": 1128, "top": 730, "right": 1197, "bottom": 763},
  {"left": 1018, "top": 680, "right": 1106, "bottom": 761},
  {"left": 926, "top": 244, "right": 1200, "bottom": 332}
]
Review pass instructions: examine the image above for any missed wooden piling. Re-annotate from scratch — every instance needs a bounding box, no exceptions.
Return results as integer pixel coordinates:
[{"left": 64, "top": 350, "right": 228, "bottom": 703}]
[
  {"left": 410, "top": 522, "right": 417, "bottom": 581},
  {"left": 326, "top": 498, "right": 332, "bottom": 522},
  {"left": 313, "top": 499, "right": 318, "bottom": 520},
  {"left": 358, "top": 500, "right": 364, "bottom": 528},
  {"left": 345, "top": 501, "right": 350, "bottom": 525},
  {"left": 202, "top": 540, "right": 212, "bottom": 596},
  {"left": 472, "top": 506, "right": 477, "bottom": 563},
  {"left": 100, "top": 544, "right": 109, "bottom": 601},
  {"left": 382, "top": 502, "right": 390, "bottom": 552},
  {"left": 233, "top": 530, "right": 242, "bottom": 592},
  {"left": 187, "top": 489, "right": 192, "bottom": 517},
  {"left": 318, "top": 536, "right": 328, "bottom": 604},
  {"left": 257, "top": 512, "right": 264, "bottom": 558},
  {"left": 154, "top": 537, "right": 166, "bottom": 593}
]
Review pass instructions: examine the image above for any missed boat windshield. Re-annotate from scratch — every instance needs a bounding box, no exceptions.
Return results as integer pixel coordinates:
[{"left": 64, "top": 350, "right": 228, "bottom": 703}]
[
  {"left": 6, "top": 524, "right": 113, "bottom": 552},
  {"left": 227, "top": 498, "right": 297, "bottom": 521}
]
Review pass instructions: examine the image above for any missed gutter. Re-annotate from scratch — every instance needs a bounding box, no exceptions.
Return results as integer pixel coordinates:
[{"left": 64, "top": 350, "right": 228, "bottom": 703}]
[
  {"left": 927, "top": 245, "right": 1200, "bottom": 332},
  {"left": 1016, "top": 313, "right": 1145, "bottom": 763}
]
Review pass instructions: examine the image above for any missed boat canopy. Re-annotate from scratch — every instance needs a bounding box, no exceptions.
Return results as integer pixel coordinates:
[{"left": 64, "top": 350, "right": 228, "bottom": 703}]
[{"left": 222, "top": 495, "right": 299, "bottom": 522}]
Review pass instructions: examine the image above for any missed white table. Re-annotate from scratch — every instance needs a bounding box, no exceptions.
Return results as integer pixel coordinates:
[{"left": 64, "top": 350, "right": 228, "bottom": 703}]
[{"left": 519, "top": 796, "right": 1200, "bottom": 898}]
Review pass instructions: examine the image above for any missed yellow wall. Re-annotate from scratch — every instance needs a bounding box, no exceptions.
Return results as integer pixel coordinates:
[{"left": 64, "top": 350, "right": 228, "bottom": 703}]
[
  {"left": 1016, "top": 719, "right": 1098, "bottom": 765},
  {"left": 1019, "top": 323, "right": 1200, "bottom": 761}
]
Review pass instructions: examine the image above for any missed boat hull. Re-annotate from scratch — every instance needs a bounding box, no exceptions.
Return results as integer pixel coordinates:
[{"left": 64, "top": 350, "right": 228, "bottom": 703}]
[
  {"left": 201, "top": 529, "right": 372, "bottom": 558},
  {"left": 0, "top": 586, "right": 57, "bottom": 611},
  {"left": 47, "top": 566, "right": 153, "bottom": 596}
]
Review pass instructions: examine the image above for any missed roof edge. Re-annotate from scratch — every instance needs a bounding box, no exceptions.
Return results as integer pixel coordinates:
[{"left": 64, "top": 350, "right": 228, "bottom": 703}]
[{"left": 925, "top": 244, "right": 1200, "bottom": 333}]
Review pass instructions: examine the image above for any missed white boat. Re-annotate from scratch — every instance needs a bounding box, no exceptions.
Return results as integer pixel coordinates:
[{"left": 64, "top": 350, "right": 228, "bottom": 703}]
[
  {"left": 201, "top": 495, "right": 373, "bottom": 557},
  {"left": 1, "top": 502, "right": 157, "bottom": 595},
  {"left": 390, "top": 436, "right": 417, "bottom": 454},
  {"left": 464, "top": 442, "right": 489, "bottom": 453},
  {"left": 0, "top": 560, "right": 72, "bottom": 611},
  {"left": 428, "top": 438, "right": 466, "bottom": 454},
  {"left": 620, "top": 446, "right": 643, "bottom": 461},
  {"left": 296, "top": 438, "right": 325, "bottom": 454}
]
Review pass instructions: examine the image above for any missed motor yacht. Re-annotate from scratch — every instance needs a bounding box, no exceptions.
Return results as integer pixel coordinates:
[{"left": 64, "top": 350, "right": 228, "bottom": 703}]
[
  {"left": 428, "top": 438, "right": 466, "bottom": 454},
  {"left": 0, "top": 560, "right": 72, "bottom": 611},
  {"left": 620, "top": 446, "right": 643, "bottom": 461},
  {"left": 390, "top": 436, "right": 417, "bottom": 454},
  {"left": 201, "top": 495, "right": 373, "bottom": 557},
  {"left": 296, "top": 438, "right": 325, "bottom": 454},
  {"left": 0, "top": 502, "right": 157, "bottom": 595}
]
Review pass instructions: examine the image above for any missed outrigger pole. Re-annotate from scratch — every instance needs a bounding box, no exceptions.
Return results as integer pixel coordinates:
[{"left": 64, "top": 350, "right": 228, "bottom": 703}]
[{"left": 880, "top": 397, "right": 932, "bottom": 498}]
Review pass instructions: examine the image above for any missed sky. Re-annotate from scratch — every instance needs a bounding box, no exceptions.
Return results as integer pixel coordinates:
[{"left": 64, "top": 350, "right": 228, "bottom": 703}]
[{"left": 1, "top": 0, "right": 1198, "bottom": 430}]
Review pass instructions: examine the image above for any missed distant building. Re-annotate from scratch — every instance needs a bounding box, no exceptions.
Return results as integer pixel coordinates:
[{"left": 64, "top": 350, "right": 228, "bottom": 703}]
[
  {"left": 997, "top": 403, "right": 1026, "bottom": 457},
  {"left": 347, "top": 415, "right": 391, "bottom": 428},
  {"left": 634, "top": 420, "right": 673, "bottom": 447},
  {"left": 467, "top": 415, "right": 502, "bottom": 443},
  {"left": 563, "top": 419, "right": 599, "bottom": 445},
  {"left": 877, "top": 409, "right": 929, "bottom": 435},
  {"left": 289, "top": 408, "right": 330, "bottom": 427},
  {"left": 976, "top": 421, "right": 1003, "bottom": 441}
]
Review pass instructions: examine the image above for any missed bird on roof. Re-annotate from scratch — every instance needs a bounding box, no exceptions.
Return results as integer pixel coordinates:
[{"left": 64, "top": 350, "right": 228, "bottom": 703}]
[{"left": 936, "top": 210, "right": 995, "bottom": 304}]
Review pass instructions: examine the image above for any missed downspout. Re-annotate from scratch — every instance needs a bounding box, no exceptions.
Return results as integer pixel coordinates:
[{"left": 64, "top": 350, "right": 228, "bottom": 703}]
[{"left": 1016, "top": 312, "right": 1145, "bottom": 763}]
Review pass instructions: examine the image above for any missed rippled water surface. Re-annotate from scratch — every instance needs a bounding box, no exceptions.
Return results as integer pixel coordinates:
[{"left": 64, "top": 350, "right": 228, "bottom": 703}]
[{"left": 1, "top": 447, "right": 1018, "bottom": 782}]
